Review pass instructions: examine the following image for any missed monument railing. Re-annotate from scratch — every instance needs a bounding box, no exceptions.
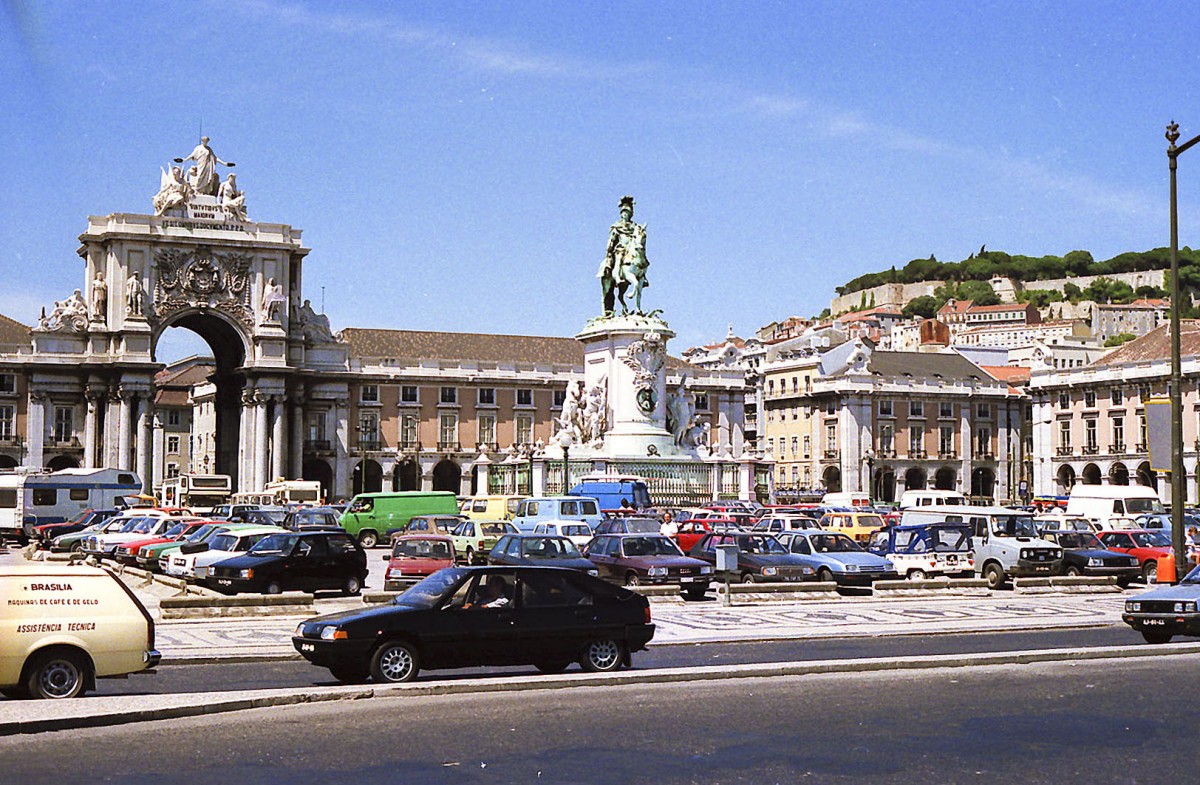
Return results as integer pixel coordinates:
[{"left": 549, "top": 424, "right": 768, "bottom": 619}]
[{"left": 545, "top": 461, "right": 592, "bottom": 496}]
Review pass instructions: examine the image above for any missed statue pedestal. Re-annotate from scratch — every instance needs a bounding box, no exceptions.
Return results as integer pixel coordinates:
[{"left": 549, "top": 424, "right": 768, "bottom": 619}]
[{"left": 575, "top": 314, "right": 689, "bottom": 460}]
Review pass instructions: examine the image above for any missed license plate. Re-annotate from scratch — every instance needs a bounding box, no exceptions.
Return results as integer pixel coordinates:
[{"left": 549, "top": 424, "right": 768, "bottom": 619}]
[
  {"left": 680, "top": 576, "right": 698, "bottom": 583},
  {"left": 1144, "top": 619, "right": 1167, "bottom": 626},
  {"left": 217, "top": 579, "right": 232, "bottom": 586},
  {"left": 946, "top": 556, "right": 958, "bottom": 564},
  {"left": 300, "top": 643, "right": 315, "bottom": 651}
]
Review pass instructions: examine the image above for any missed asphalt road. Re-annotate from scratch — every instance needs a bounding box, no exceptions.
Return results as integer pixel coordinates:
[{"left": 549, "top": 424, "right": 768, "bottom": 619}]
[
  {"left": 87, "top": 625, "right": 1140, "bottom": 696},
  {"left": 4, "top": 652, "right": 1198, "bottom": 784}
]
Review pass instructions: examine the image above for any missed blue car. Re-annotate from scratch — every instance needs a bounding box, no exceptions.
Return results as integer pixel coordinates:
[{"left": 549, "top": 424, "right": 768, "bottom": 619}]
[
  {"left": 776, "top": 530, "right": 897, "bottom": 586},
  {"left": 1123, "top": 564, "right": 1200, "bottom": 643}
]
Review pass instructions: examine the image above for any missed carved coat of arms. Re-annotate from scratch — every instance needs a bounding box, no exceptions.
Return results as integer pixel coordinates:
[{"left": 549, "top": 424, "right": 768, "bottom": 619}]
[
  {"left": 152, "top": 247, "right": 254, "bottom": 327},
  {"left": 621, "top": 331, "right": 666, "bottom": 415}
]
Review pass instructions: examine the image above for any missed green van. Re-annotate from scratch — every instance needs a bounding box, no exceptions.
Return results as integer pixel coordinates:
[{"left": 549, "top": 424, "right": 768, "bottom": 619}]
[{"left": 339, "top": 491, "right": 459, "bottom": 547}]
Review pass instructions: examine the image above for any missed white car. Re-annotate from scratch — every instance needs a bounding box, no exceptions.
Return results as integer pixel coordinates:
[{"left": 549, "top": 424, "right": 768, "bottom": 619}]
[
  {"left": 164, "top": 525, "right": 282, "bottom": 579},
  {"left": 751, "top": 514, "right": 823, "bottom": 535},
  {"left": 82, "top": 513, "right": 178, "bottom": 557},
  {"left": 532, "top": 520, "right": 594, "bottom": 549}
]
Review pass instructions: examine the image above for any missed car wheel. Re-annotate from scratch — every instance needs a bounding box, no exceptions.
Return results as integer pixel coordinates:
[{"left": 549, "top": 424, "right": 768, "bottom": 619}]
[
  {"left": 817, "top": 568, "right": 835, "bottom": 584},
  {"left": 534, "top": 659, "right": 572, "bottom": 674},
  {"left": 1143, "top": 561, "right": 1158, "bottom": 583},
  {"left": 465, "top": 547, "right": 475, "bottom": 565},
  {"left": 908, "top": 569, "right": 927, "bottom": 581},
  {"left": 359, "top": 531, "right": 378, "bottom": 549},
  {"left": 984, "top": 563, "right": 1006, "bottom": 590},
  {"left": 1142, "top": 629, "right": 1173, "bottom": 645},
  {"left": 684, "top": 587, "right": 708, "bottom": 601},
  {"left": 371, "top": 641, "right": 420, "bottom": 683},
  {"left": 70, "top": 542, "right": 83, "bottom": 554},
  {"left": 264, "top": 580, "right": 283, "bottom": 595},
  {"left": 624, "top": 572, "right": 641, "bottom": 588},
  {"left": 1065, "top": 564, "right": 1083, "bottom": 577},
  {"left": 740, "top": 572, "right": 755, "bottom": 584},
  {"left": 579, "top": 639, "right": 624, "bottom": 673},
  {"left": 329, "top": 665, "right": 370, "bottom": 684},
  {"left": 342, "top": 574, "right": 362, "bottom": 596},
  {"left": 25, "top": 649, "right": 88, "bottom": 700}
]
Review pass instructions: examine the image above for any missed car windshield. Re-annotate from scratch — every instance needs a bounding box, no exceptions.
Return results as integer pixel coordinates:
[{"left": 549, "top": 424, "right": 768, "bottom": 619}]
[
  {"left": 735, "top": 535, "right": 787, "bottom": 555},
  {"left": 208, "top": 534, "right": 239, "bottom": 551},
  {"left": 623, "top": 519, "right": 661, "bottom": 533},
  {"left": 392, "top": 539, "right": 452, "bottom": 560},
  {"left": 186, "top": 524, "right": 217, "bottom": 541},
  {"left": 161, "top": 523, "right": 188, "bottom": 538},
  {"left": 248, "top": 533, "right": 296, "bottom": 555},
  {"left": 480, "top": 522, "right": 509, "bottom": 536},
  {"left": 991, "top": 516, "right": 1038, "bottom": 538},
  {"left": 119, "top": 517, "right": 146, "bottom": 532},
  {"left": 854, "top": 515, "right": 884, "bottom": 528},
  {"left": 393, "top": 568, "right": 467, "bottom": 609},
  {"left": 1057, "top": 532, "right": 1103, "bottom": 550},
  {"left": 1132, "top": 531, "right": 1171, "bottom": 548},
  {"left": 1127, "top": 498, "right": 1165, "bottom": 514},
  {"left": 561, "top": 524, "right": 591, "bottom": 537},
  {"left": 809, "top": 534, "right": 861, "bottom": 553},
  {"left": 520, "top": 537, "right": 582, "bottom": 558},
  {"left": 622, "top": 536, "right": 682, "bottom": 557},
  {"left": 931, "top": 526, "right": 971, "bottom": 552}
]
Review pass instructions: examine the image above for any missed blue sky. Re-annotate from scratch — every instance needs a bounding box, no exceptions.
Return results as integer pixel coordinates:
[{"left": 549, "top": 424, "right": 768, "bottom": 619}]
[{"left": 3, "top": 0, "right": 1200, "bottom": 360}]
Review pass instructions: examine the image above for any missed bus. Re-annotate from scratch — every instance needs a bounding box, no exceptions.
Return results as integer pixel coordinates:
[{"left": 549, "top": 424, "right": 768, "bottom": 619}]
[
  {"left": 159, "top": 473, "right": 232, "bottom": 515},
  {"left": 0, "top": 467, "right": 142, "bottom": 543},
  {"left": 263, "top": 479, "right": 323, "bottom": 506}
]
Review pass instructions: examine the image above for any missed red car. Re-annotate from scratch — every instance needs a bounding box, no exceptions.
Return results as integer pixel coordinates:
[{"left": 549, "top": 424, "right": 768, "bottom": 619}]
[
  {"left": 113, "top": 519, "right": 209, "bottom": 566},
  {"left": 382, "top": 534, "right": 456, "bottom": 592},
  {"left": 1097, "top": 529, "right": 1174, "bottom": 583},
  {"left": 672, "top": 517, "right": 744, "bottom": 553}
]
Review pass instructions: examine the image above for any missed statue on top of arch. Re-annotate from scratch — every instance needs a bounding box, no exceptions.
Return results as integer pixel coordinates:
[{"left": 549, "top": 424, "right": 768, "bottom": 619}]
[{"left": 152, "top": 136, "right": 248, "bottom": 220}]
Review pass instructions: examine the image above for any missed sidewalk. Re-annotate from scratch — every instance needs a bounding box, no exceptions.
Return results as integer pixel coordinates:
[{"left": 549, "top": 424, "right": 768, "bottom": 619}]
[{"left": 156, "top": 593, "right": 1128, "bottom": 661}]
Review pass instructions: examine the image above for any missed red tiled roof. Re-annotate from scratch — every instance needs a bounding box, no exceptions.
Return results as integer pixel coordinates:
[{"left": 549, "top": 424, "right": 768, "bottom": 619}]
[
  {"left": 981, "top": 365, "right": 1031, "bottom": 384},
  {"left": 1092, "top": 321, "right": 1200, "bottom": 366},
  {"left": 0, "top": 313, "right": 30, "bottom": 350}
]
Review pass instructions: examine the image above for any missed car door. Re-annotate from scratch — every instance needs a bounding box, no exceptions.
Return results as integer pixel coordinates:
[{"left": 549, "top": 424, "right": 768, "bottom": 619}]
[
  {"left": 462, "top": 569, "right": 521, "bottom": 665},
  {"left": 587, "top": 536, "right": 615, "bottom": 580},
  {"left": 289, "top": 536, "right": 328, "bottom": 590},
  {"left": 513, "top": 570, "right": 599, "bottom": 663}
]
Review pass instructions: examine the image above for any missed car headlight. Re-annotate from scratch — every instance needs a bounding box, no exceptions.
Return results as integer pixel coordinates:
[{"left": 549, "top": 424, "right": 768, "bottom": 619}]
[
  {"left": 238, "top": 568, "right": 254, "bottom": 579},
  {"left": 1187, "top": 602, "right": 1198, "bottom": 613},
  {"left": 647, "top": 567, "right": 667, "bottom": 577},
  {"left": 295, "top": 623, "right": 306, "bottom": 636},
  {"left": 1054, "top": 550, "right": 1062, "bottom": 559},
  {"left": 1020, "top": 549, "right": 1030, "bottom": 560},
  {"left": 587, "top": 569, "right": 599, "bottom": 577},
  {"left": 700, "top": 565, "right": 713, "bottom": 575},
  {"left": 1129, "top": 601, "right": 1141, "bottom": 612},
  {"left": 1129, "top": 558, "right": 1139, "bottom": 567},
  {"left": 762, "top": 566, "right": 778, "bottom": 576},
  {"left": 1087, "top": 558, "right": 1102, "bottom": 567},
  {"left": 386, "top": 567, "right": 401, "bottom": 578},
  {"left": 802, "top": 566, "right": 815, "bottom": 575},
  {"left": 843, "top": 564, "right": 858, "bottom": 572},
  {"left": 320, "top": 626, "right": 347, "bottom": 641}
]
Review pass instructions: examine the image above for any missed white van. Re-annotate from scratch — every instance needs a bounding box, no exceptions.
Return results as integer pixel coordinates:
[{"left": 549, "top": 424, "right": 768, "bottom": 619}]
[
  {"left": 821, "top": 492, "right": 871, "bottom": 509},
  {"left": 1065, "top": 485, "right": 1164, "bottom": 530},
  {"left": 898, "top": 490, "right": 968, "bottom": 510}
]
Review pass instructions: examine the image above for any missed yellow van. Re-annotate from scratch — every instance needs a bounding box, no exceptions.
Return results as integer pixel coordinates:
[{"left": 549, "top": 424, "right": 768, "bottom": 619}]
[
  {"left": 461, "top": 495, "right": 525, "bottom": 522},
  {"left": 1, "top": 563, "right": 159, "bottom": 699},
  {"left": 818, "top": 511, "right": 887, "bottom": 543}
]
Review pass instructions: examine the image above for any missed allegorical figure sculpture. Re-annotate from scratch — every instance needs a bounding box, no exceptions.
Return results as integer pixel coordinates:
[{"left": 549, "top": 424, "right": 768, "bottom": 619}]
[
  {"left": 219, "top": 172, "right": 248, "bottom": 221},
  {"left": 126, "top": 272, "right": 145, "bottom": 317},
  {"left": 153, "top": 165, "right": 191, "bottom": 215},
  {"left": 598, "top": 195, "right": 650, "bottom": 315},
  {"left": 174, "top": 136, "right": 235, "bottom": 196},
  {"left": 295, "top": 299, "right": 336, "bottom": 342},
  {"left": 90, "top": 271, "right": 107, "bottom": 322},
  {"left": 666, "top": 376, "right": 698, "bottom": 448},
  {"left": 38, "top": 290, "right": 89, "bottom": 332},
  {"left": 261, "top": 277, "right": 286, "bottom": 322}
]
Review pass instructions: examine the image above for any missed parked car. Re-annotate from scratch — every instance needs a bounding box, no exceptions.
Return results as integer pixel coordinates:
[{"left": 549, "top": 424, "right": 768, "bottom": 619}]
[
  {"left": 339, "top": 491, "right": 460, "bottom": 548},
  {"left": 161, "top": 523, "right": 270, "bottom": 578},
  {"left": 584, "top": 533, "right": 712, "bottom": 598},
  {"left": 187, "top": 526, "right": 289, "bottom": 582},
  {"left": 31, "top": 509, "right": 118, "bottom": 546},
  {"left": 776, "top": 530, "right": 897, "bottom": 586},
  {"left": 511, "top": 496, "right": 603, "bottom": 533},
  {"left": 817, "top": 511, "right": 887, "bottom": 544},
  {"left": 155, "top": 522, "right": 242, "bottom": 571},
  {"left": 488, "top": 534, "right": 599, "bottom": 576},
  {"left": 293, "top": 566, "right": 656, "bottom": 682},
  {"left": 867, "top": 523, "right": 975, "bottom": 579},
  {"left": 1096, "top": 529, "right": 1174, "bottom": 583},
  {"left": 83, "top": 513, "right": 182, "bottom": 558},
  {"left": 687, "top": 532, "right": 817, "bottom": 584},
  {"left": 396, "top": 514, "right": 468, "bottom": 540},
  {"left": 751, "top": 514, "right": 822, "bottom": 535},
  {"left": 283, "top": 506, "right": 344, "bottom": 532},
  {"left": 449, "top": 520, "right": 517, "bottom": 565},
  {"left": 672, "top": 520, "right": 714, "bottom": 554},
  {"left": 1122, "top": 563, "right": 1200, "bottom": 643},
  {"left": 202, "top": 530, "right": 369, "bottom": 595},
  {"left": 460, "top": 495, "right": 525, "bottom": 522},
  {"left": 593, "top": 517, "right": 662, "bottom": 536},
  {"left": 567, "top": 476, "right": 652, "bottom": 512},
  {"left": 208, "top": 504, "right": 262, "bottom": 522},
  {"left": 112, "top": 519, "right": 208, "bottom": 565},
  {"left": 1040, "top": 530, "right": 1142, "bottom": 585},
  {"left": 1035, "top": 515, "right": 1099, "bottom": 535},
  {"left": 382, "top": 535, "right": 457, "bottom": 591},
  {"left": 533, "top": 520, "right": 595, "bottom": 549},
  {"left": 239, "top": 507, "right": 289, "bottom": 527}
]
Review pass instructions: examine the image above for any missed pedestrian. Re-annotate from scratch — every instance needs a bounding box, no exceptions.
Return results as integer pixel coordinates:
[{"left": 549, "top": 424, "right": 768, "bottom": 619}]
[{"left": 660, "top": 511, "right": 678, "bottom": 538}]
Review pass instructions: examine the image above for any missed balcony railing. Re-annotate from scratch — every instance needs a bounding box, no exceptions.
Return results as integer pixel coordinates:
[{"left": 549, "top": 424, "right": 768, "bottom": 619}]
[
  {"left": 0, "top": 434, "right": 21, "bottom": 447},
  {"left": 1112, "top": 443, "right": 1126, "bottom": 455},
  {"left": 877, "top": 448, "right": 896, "bottom": 459},
  {"left": 974, "top": 451, "right": 994, "bottom": 461},
  {"left": 304, "top": 439, "right": 331, "bottom": 452},
  {"left": 1056, "top": 445, "right": 1073, "bottom": 456},
  {"left": 438, "top": 441, "right": 463, "bottom": 452},
  {"left": 1136, "top": 442, "right": 1148, "bottom": 453},
  {"left": 909, "top": 448, "right": 927, "bottom": 459},
  {"left": 822, "top": 449, "right": 839, "bottom": 460},
  {"left": 938, "top": 450, "right": 957, "bottom": 460},
  {"left": 398, "top": 439, "right": 420, "bottom": 452},
  {"left": 357, "top": 439, "right": 383, "bottom": 452},
  {"left": 46, "top": 436, "right": 81, "bottom": 449},
  {"left": 1082, "top": 444, "right": 1099, "bottom": 455}
]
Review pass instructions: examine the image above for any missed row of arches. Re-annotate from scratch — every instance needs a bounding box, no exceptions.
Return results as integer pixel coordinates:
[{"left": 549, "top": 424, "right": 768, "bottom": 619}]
[
  {"left": 821, "top": 465, "right": 997, "bottom": 502},
  {"left": 1056, "top": 461, "right": 1158, "bottom": 492},
  {"left": 301, "top": 457, "right": 465, "bottom": 500},
  {"left": 0, "top": 455, "right": 81, "bottom": 471}
]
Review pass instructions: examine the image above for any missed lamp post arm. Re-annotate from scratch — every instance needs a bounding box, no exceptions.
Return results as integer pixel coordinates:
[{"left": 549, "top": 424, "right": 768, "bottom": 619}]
[{"left": 1170, "top": 133, "right": 1200, "bottom": 159}]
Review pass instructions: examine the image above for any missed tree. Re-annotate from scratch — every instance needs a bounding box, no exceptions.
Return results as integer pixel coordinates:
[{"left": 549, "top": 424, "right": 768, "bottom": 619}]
[
  {"left": 1063, "top": 282, "right": 1083, "bottom": 303},
  {"left": 1017, "top": 289, "right": 1063, "bottom": 308},
  {"left": 1104, "top": 333, "right": 1137, "bottom": 347},
  {"left": 902, "top": 295, "right": 939, "bottom": 319},
  {"left": 1082, "top": 277, "right": 1135, "bottom": 304},
  {"left": 956, "top": 280, "right": 1001, "bottom": 306}
]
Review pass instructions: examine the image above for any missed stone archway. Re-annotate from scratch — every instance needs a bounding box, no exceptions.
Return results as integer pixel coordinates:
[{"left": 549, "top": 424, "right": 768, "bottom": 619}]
[
  {"left": 46, "top": 455, "right": 80, "bottom": 471},
  {"left": 875, "top": 467, "right": 896, "bottom": 502},
  {"left": 353, "top": 458, "right": 383, "bottom": 495},
  {"left": 1081, "top": 463, "right": 1102, "bottom": 485},
  {"left": 1057, "top": 464, "right": 1076, "bottom": 494},
  {"left": 971, "top": 467, "right": 996, "bottom": 499},
  {"left": 302, "top": 459, "right": 333, "bottom": 502},
  {"left": 934, "top": 467, "right": 957, "bottom": 491},
  {"left": 821, "top": 465, "right": 842, "bottom": 494},
  {"left": 432, "top": 459, "right": 462, "bottom": 493},
  {"left": 1136, "top": 461, "right": 1157, "bottom": 490},
  {"left": 393, "top": 459, "right": 419, "bottom": 492},
  {"left": 904, "top": 467, "right": 926, "bottom": 491},
  {"left": 1108, "top": 462, "right": 1130, "bottom": 486},
  {"left": 0, "top": 455, "right": 17, "bottom": 470}
]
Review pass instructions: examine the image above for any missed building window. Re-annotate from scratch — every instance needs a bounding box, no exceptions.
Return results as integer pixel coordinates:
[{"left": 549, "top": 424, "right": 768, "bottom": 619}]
[
  {"left": 167, "top": 435, "right": 180, "bottom": 454},
  {"left": 976, "top": 403, "right": 991, "bottom": 419},
  {"left": 0, "top": 373, "right": 14, "bottom": 394},
  {"left": 167, "top": 410, "right": 181, "bottom": 427},
  {"left": 440, "top": 387, "right": 457, "bottom": 405},
  {"left": 53, "top": 406, "right": 73, "bottom": 443},
  {"left": 307, "top": 412, "right": 326, "bottom": 442},
  {"left": 909, "top": 401, "right": 924, "bottom": 417},
  {"left": 517, "top": 389, "right": 533, "bottom": 407},
  {"left": 975, "top": 426, "right": 991, "bottom": 457},
  {"left": 939, "top": 401, "right": 953, "bottom": 418},
  {"left": 825, "top": 422, "right": 837, "bottom": 452},
  {"left": 0, "top": 405, "right": 12, "bottom": 440},
  {"left": 791, "top": 436, "right": 798, "bottom": 455},
  {"left": 1112, "top": 416, "right": 1125, "bottom": 453},
  {"left": 438, "top": 413, "right": 458, "bottom": 448},
  {"left": 1059, "top": 420, "right": 1071, "bottom": 451},
  {"left": 802, "top": 434, "right": 811, "bottom": 459},
  {"left": 1139, "top": 413, "right": 1147, "bottom": 449},
  {"left": 768, "top": 380, "right": 775, "bottom": 395},
  {"left": 696, "top": 394, "right": 710, "bottom": 411},
  {"left": 360, "top": 384, "right": 379, "bottom": 403},
  {"left": 878, "top": 425, "right": 893, "bottom": 454},
  {"left": 1085, "top": 419, "right": 1098, "bottom": 453},
  {"left": 516, "top": 414, "right": 533, "bottom": 446},
  {"left": 166, "top": 462, "right": 180, "bottom": 479},
  {"left": 767, "top": 409, "right": 774, "bottom": 423},
  {"left": 791, "top": 376, "right": 798, "bottom": 393},
  {"left": 826, "top": 400, "right": 836, "bottom": 415},
  {"left": 1111, "top": 388, "right": 1123, "bottom": 406},
  {"left": 359, "top": 412, "right": 380, "bottom": 448},
  {"left": 1058, "top": 392, "right": 1070, "bottom": 410},
  {"left": 1138, "top": 383, "right": 1151, "bottom": 401},
  {"left": 400, "top": 414, "right": 418, "bottom": 448},
  {"left": 478, "top": 414, "right": 496, "bottom": 447},
  {"left": 478, "top": 388, "right": 496, "bottom": 406},
  {"left": 1084, "top": 390, "right": 1096, "bottom": 408},
  {"left": 401, "top": 386, "right": 419, "bottom": 404},
  {"left": 909, "top": 424, "right": 924, "bottom": 456},
  {"left": 879, "top": 399, "right": 893, "bottom": 417},
  {"left": 767, "top": 438, "right": 774, "bottom": 455},
  {"left": 553, "top": 389, "right": 566, "bottom": 408},
  {"left": 939, "top": 425, "right": 954, "bottom": 455}
]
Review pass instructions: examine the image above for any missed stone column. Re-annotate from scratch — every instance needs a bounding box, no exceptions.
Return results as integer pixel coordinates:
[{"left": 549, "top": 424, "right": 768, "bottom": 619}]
[
  {"left": 83, "top": 387, "right": 100, "bottom": 468},
  {"left": 255, "top": 392, "right": 270, "bottom": 491},
  {"left": 26, "top": 391, "right": 46, "bottom": 469},
  {"left": 104, "top": 390, "right": 120, "bottom": 468},
  {"left": 997, "top": 402, "right": 1011, "bottom": 503},
  {"left": 117, "top": 387, "right": 133, "bottom": 471},
  {"left": 239, "top": 389, "right": 255, "bottom": 493},
  {"left": 270, "top": 395, "right": 285, "bottom": 483},
  {"left": 151, "top": 413, "right": 165, "bottom": 491},
  {"left": 135, "top": 396, "right": 152, "bottom": 492},
  {"left": 333, "top": 397, "right": 350, "bottom": 499},
  {"left": 959, "top": 402, "right": 971, "bottom": 494},
  {"left": 290, "top": 387, "right": 305, "bottom": 480}
]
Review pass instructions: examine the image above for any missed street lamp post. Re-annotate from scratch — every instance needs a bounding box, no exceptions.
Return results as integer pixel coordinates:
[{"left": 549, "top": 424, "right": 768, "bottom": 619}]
[
  {"left": 557, "top": 430, "right": 574, "bottom": 495},
  {"left": 1167, "top": 121, "right": 1200, "bottom": 581}
]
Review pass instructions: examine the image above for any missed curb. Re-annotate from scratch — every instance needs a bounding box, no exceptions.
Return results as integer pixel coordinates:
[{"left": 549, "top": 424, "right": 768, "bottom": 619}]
[{"left": 6, "top": 641, "right": 1199, "bottom": 736}]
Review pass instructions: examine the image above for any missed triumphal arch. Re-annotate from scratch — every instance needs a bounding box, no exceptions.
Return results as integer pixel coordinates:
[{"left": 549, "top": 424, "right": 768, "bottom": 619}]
[{"left": 27, "top": 138, "right": 349, "bottom": 493}]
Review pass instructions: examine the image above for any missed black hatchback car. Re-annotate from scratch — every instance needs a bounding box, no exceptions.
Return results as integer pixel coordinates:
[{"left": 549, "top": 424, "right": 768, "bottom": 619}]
[
  {"left": 1040, "top": 530, "right": 1141, "bottom": 586},
  {"left": 293, "top": 566, "right": 656, "bottom": 683},
  {"left": 204, "top": 530, "right": 368, "bottom": 595}
]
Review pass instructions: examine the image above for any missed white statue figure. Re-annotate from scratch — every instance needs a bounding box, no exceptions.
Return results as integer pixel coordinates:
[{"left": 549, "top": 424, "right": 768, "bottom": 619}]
[
  {"left": 295, "top": 299, "right": 335, "bottom": 342},
  {"left": 39, "top": 289, "right": 89, "bottom": 332},
  {"left": 90, "top": 272, "right": 107, "bottom": 322},
  {"left": 126, "top": 272, "right": 145, "bottom": 317},
  {"left": 581, "top": 378, "right": 608, "bottom": 445},
  {"left": 218, "top": 172, "right": 248, "bottom": 221},
  {"left": 261, "top": 277, "right": 286, "bottom": 322},
  {"left": 152, "top": 165, "right": 190, "bottom": 215},
  {"left": 557, "top": 380, "right": 585, "bottom": 440},
  {"left": 174, "top": 136, "right": 234, "bottom": 196},
  {"left": 666, "top": 376, "right": 697, "bottom": 448}
]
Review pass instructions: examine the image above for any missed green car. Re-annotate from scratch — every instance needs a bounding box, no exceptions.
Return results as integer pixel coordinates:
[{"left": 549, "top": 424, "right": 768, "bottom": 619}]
[
  {"left": 149, "top": 522, "right": 260, "bottom": 572},
  {"left": 52, "top": 517, "right": 131, "bottom": 553},
  {"left": 449, "top": 519, "right": 517, "bottom": 565}
]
